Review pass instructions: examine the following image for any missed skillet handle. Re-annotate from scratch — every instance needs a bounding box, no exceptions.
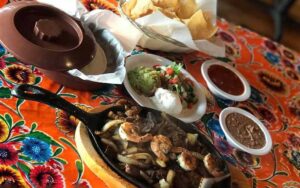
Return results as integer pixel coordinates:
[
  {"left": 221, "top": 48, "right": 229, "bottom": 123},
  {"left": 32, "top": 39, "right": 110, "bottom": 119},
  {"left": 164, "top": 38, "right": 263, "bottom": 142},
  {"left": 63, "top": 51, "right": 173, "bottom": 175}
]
[{"left": 11, "top": 84, "right": 93, "bottom": 126}]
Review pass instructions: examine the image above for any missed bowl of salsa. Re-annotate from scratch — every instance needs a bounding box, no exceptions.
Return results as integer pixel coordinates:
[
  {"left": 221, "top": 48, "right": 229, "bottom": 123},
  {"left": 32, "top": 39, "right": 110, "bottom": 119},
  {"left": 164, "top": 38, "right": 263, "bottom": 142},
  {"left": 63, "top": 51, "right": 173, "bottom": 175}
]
[{"left": 201, "top": 60, "right": 251, "bottom": 101}]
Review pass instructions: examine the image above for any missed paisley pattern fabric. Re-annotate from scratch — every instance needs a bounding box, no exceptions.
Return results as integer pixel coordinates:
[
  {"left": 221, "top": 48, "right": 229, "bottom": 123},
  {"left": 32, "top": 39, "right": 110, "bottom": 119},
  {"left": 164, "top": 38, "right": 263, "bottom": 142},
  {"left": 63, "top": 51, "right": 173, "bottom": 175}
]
[
  {"left": 0, "top": 0, "right": 299, "bottom": 187},
  {"left": 183, "top": 21, "right": 300, "bottom": 187}
]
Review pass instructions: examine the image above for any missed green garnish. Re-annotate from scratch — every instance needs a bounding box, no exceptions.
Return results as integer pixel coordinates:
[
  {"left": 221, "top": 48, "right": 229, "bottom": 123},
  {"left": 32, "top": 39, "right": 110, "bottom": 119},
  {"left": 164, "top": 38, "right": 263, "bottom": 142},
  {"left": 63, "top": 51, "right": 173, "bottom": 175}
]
[{"left": 170, "top": 62, "right": 183, "bottom": 75}]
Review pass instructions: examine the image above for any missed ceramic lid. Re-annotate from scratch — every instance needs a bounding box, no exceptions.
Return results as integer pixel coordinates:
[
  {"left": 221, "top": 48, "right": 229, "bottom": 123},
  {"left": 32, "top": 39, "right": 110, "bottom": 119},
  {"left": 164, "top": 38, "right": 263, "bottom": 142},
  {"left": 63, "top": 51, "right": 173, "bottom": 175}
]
[{"left": 0, "top": 1, "right": 96, "bottom": 71}]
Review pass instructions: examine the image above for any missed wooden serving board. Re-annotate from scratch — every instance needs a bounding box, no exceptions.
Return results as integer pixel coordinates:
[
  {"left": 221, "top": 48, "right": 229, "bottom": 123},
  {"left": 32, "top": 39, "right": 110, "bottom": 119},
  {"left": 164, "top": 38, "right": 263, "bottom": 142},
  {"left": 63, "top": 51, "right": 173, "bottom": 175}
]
[{"left": 74, "top": 106, "right": 135, "bottom": 188}]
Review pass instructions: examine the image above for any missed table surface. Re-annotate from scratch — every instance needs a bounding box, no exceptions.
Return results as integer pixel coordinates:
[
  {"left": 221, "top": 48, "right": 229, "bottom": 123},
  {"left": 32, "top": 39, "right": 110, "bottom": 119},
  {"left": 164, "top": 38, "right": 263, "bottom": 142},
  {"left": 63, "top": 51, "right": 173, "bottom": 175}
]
[{"left": 0, "top": 0, "right": 300, "bottom": 187}]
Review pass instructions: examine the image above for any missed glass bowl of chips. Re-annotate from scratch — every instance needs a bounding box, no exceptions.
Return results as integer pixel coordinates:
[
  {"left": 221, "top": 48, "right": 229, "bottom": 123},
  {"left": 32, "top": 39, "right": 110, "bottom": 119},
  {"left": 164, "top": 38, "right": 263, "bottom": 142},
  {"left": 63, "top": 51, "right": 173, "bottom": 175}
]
[{"left": 118, "top": 0, "right": 219, "bottom": 53}]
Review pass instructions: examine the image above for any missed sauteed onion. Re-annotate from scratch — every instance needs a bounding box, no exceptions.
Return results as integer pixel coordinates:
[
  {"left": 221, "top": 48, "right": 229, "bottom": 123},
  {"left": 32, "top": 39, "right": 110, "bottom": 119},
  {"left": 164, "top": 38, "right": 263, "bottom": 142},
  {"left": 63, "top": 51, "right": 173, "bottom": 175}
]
[{"left": 117, "top": 154, "right": 150, "bottom": 168}]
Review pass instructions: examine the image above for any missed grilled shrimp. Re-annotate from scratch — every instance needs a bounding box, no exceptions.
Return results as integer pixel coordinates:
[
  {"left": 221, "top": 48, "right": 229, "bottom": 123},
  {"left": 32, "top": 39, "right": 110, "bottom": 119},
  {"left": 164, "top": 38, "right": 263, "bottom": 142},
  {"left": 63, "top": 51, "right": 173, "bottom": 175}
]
[
  {"left": 119, "top": 122, "right": 153, "bottom": 143},
  {"left": 177, "top": 151, "right": 197, "bottom": 171},
  {"left": 172, "top": 147, "right": 197, "bottom": 171},
  {"left": 203, "top": 153, "right": 225, "bottom": 177},
  {"left": 150, "top": 135, "right": 173, "bottom": 162}
]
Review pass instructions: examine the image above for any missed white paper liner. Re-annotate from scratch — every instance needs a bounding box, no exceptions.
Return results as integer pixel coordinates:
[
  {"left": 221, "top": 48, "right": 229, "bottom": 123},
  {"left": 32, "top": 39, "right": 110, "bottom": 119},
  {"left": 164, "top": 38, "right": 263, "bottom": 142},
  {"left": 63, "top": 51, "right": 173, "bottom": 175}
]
[
  {"left": 82, "top": 10, "right": 143, "bottom": 53},
  {"left": 37, "top": 0, "right": 87, "bottom": 18},
  {"left": 68, "top": 28, "right": 127, "bottom": 84},
  {"left": 135, "top": 10, "right": 224, "bottom": 56},
  {"left": 37, "top": 0, "right": 225, "bottom": 85},
  {"left": 37, "top": 0, "right": 129, "bottom": 84}
]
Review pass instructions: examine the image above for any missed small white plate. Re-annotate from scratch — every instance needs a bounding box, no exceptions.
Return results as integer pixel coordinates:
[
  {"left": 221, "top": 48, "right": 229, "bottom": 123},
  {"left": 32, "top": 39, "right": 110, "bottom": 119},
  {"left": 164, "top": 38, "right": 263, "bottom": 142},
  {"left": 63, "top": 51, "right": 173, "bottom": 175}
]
[
  {"left": 124, "top": 53, "right": 207, "bottom": 123},
  {"left": 201, "top": 60, "right": 251, "bottom": 101},
  {"left": 219, "top": 107, "right": 272, "bottom": 156}
]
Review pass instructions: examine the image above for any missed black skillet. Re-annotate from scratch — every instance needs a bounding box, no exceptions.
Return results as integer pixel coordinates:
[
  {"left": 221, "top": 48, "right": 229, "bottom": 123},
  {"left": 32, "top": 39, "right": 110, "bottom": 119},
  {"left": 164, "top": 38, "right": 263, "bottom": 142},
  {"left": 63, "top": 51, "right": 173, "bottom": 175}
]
[{"left": 12, "top": 84, "right": 231, "bottom": 188}]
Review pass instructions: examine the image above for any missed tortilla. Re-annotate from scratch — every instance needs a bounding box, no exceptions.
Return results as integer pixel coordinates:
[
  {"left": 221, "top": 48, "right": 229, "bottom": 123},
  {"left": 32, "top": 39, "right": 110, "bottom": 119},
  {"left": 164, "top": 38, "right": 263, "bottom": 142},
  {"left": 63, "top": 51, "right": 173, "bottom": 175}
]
[
  {"left": 121, "top": 0, "right": 218, "bottom": 40},
  {"left": 176, "top": 0, "right": 197, "bottom": 19},
  {"left": 186, "top": 9, "right": 218, "bottom": 40},
  {"left": 159, "top": 7, "right": 178, "bottom": 19},
  {"left": 130, "top": 0, "right": 158, "bottom": 20},
  {"left": 152, "top": 0, "right": 179, "bottom": 9},
  {"left": 122, "top": 0, "right": 137, "bottom": 17}
]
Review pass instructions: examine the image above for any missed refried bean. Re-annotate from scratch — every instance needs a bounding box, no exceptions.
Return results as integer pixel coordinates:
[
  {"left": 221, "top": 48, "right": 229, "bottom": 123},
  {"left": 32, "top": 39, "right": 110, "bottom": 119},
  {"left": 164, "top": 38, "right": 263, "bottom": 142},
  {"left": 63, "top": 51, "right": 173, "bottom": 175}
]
[{"left": 225, "top": 113, "right": 265, "bottom": 149}]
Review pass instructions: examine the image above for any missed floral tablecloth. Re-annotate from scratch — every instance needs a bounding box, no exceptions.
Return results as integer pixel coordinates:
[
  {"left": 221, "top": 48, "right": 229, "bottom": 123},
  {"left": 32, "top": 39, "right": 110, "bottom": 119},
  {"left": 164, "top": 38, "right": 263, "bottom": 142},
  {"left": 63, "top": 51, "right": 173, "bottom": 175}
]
[{"left": 0, "top": 0, "right": 299, "bottom": 187}]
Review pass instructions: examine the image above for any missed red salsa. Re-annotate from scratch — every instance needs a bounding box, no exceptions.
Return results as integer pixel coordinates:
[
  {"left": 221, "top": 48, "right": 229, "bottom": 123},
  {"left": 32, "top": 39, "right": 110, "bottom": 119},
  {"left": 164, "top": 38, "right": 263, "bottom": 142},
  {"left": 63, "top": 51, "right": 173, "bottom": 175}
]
[{"left": 208, "top": 65, "right": 244, "bottom": 95}]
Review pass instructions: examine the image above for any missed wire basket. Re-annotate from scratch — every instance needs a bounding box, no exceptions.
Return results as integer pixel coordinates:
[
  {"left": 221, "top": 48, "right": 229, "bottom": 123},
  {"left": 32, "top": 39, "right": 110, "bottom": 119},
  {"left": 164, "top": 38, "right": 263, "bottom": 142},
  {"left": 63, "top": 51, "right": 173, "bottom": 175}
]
[{"left": 118, "top": 0, "right": 188, "bottom": 49}]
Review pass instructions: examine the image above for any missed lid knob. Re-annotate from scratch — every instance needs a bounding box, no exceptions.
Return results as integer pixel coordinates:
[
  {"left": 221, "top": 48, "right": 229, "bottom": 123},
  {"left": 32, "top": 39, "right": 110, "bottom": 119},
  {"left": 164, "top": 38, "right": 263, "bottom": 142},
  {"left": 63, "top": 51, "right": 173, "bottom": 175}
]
[{"left": 33, "top": 19, "right": 62, "bottom": 41}]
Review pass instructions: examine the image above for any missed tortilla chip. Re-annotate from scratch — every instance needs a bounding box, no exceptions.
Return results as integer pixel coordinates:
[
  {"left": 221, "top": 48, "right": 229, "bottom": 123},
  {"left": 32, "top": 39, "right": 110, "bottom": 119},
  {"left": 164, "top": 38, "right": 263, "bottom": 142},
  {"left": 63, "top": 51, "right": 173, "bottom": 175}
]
[
  {"left": 186, "top": 9, "right": 218, "bottom": 40},
  {"left": 130, "top": 0, "right": 158, "bottom": 20},
  {"left": 159, "top": 7, "right": 178, "bottom": 19},
  {"left": 176, "top": 0, "right": 197, "bottom": 19},
  {"left": 203, "top": 11, "right": 218, "bottom": 38},
  {"left": 151, "top": 0, "right": 179, "bottom": 9},
  {"left": 122, "top": 0, "right": 137, "bottom": 17},
  {"left": 122, "top": 0, "right": 218, "bottom": 41}
]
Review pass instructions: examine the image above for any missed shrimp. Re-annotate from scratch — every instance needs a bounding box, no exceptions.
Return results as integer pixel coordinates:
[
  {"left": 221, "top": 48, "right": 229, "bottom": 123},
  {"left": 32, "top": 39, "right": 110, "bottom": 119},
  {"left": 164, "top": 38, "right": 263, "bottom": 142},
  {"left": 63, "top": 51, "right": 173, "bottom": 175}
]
[
  {"left": 150, "top": 135, "right": 172, "bottom": 162},
  {"left": 203, "top": 153, "right": 225, "bottom": 177},
  {"left": 172, "top": 147, "right": 197, "bottom": 171},
  {"left": 119, "top": 122, "right": 153, "bottom": 143},
  {"left": 177, "top": 151, "right": 197, "bottom": 171}
]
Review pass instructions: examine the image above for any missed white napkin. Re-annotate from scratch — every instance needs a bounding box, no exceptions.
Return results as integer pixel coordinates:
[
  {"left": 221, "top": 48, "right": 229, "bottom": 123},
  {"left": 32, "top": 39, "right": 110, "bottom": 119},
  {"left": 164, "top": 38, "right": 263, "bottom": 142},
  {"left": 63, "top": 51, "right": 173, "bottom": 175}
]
[
  {"left": 37, "top": 0, "right": 87, "bottom": 18},
  {"left": 37, "top": 0, "right": 131, "bottom": 84},
  {"left": 82, "top": 9, "right": 143, "bottom": 53},
  {"left": 38, "top": 0, "right": 224, "bottom": 57},
  {"left": 196, "top": 0, "right": 217, "bottom": 23},
  {"left": 36, "top": 0, "right": 225, "bottom": 84}
]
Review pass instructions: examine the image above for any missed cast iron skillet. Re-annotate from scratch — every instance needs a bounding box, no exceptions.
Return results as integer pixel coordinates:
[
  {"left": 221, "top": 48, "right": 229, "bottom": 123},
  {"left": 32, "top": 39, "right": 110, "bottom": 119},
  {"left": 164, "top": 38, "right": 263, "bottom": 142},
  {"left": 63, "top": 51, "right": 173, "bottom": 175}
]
[{"left": 12, "top": 84, "right": 231, "bottom": 188}]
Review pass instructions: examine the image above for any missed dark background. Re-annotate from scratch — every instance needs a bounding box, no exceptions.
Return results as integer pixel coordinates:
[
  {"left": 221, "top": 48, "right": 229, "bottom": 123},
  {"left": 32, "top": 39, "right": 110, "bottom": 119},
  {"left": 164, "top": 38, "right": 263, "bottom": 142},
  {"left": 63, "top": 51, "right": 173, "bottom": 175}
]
[{"left": 218, "top": 0, "right": 300, "bottom": 52}]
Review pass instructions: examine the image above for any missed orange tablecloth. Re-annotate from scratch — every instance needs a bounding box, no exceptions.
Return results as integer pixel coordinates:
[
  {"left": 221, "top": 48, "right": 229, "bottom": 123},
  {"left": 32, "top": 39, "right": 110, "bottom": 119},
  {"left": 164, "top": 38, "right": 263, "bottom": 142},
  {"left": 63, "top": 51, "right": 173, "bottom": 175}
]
[
  {"left": 0, "top": 0, "right": 7, "bottom": 8},
  {"left": 0, "top": 0, "right": 299, "bottom": 187}
]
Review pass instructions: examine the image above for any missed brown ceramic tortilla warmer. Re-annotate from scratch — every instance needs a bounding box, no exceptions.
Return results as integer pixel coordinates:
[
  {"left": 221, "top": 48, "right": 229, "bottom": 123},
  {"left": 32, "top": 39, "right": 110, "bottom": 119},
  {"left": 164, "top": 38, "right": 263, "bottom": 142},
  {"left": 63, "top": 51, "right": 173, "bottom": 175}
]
[{"left": 0, "top": 1, "right": 104, "bottom": 90}]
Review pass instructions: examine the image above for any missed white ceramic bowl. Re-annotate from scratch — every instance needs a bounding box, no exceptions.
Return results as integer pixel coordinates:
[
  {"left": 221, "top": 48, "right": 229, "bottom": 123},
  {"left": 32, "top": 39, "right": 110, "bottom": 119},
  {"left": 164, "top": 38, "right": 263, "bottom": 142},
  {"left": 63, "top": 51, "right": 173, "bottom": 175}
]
[
  {"left": 201, "top": 60, "right": 251, "bottom": 101},
  {"left": 219, "top": 107, "right": 272, "bottom": 156}
]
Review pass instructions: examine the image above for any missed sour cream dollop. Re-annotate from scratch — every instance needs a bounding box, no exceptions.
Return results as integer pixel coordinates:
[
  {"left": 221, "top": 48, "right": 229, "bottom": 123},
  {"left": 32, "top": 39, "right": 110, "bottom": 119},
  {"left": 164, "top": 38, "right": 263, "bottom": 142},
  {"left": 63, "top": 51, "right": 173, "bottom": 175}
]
[{"left": 151, "top": 88, "right": 182, "bottom": 115}]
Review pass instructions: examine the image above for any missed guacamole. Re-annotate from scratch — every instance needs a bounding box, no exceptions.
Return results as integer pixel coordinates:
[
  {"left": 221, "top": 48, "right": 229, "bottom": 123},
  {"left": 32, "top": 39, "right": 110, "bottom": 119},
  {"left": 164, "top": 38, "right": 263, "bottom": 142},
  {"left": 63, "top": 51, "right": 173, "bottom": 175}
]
[{"left": 128, "top": 66, "right": 161, "bottom": 96}]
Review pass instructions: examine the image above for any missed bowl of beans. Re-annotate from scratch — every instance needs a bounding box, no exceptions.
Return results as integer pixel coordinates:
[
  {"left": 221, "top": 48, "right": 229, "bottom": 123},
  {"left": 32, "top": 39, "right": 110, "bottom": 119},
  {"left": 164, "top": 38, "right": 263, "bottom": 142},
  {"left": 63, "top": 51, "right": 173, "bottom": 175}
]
[{"left": 219, "top": 107, "right": 272, "bottom": 156}]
